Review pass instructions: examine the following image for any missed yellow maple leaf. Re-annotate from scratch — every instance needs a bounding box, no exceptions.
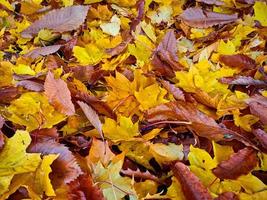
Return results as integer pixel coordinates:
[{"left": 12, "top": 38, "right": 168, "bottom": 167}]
[
  {"left": 233, "top": 109, "right": 259, "bottom": 132},
  {"left": 217, "top": 40, "right": 235, "bottom": 55},
  {"left": 102, "top": 116, "right": 139, "bottom": 141},
  {"left": 0, "top": 61, "right": 13, "bottom": 87},
  {"left": 0, "top": 130, "right": 41, "bottom": 195},
  {"left": 253, "top": 1, "right": 267, "bottom": 27},
  {"left": 7, "top": 92, "right": 66, "bottom": 131}
]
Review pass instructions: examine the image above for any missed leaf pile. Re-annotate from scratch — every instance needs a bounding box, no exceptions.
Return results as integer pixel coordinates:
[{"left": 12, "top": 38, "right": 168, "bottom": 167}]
[{"left": 0, "top": 0, "right": 267, "bottom": 199}]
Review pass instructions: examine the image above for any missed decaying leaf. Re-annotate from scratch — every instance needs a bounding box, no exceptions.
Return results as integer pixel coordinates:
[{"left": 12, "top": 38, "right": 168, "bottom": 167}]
[
  {"left": 219, "top": 54, "right": 256, "bottom": 70},
  {"left": 21, "top": 5, "right": 90, "bottom": 38},
  {"left": 212, "top": 147, "right": 258, "bottom": 179},
  {"left": 44, "top": 71, "right": 75, "bottom": 116},
  {"left": 179, "top": 7, "right": 238, "bottom": 28}
]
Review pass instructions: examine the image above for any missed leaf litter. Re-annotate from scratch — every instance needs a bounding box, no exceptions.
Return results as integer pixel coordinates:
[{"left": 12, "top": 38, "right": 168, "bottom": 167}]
[{"left": 0, "top": 0, "right": 267, "bottom": 199}]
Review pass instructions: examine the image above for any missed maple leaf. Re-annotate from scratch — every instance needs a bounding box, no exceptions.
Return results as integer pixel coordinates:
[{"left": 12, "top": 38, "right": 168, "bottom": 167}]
[
  {"left": 0, "top": 130, "right": 41, "bottom": 195},
  {"left": 44, "top": 71, "right": 75, "bottom": 116}
]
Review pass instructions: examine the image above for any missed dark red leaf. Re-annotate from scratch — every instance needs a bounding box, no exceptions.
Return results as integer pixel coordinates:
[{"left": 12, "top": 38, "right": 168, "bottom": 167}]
[
  {"left": 60, "top": 37, "right": 77, "bottom": 60},
  {"left": 246, "top": 95, "right": 267, "bottom": 125},
  {"left": 212, "top": 147, "right": 258, "bottom": 179},
  {"left": 172, "top": 162, "right": 212, "bottom": 200},
  {"left": 179, "top": 7, "right": 238, "bottom": 28},
  {"left": 236, "top": 0, "right": 255, "bottom": 4},
  {"left": 68, "top": 66, "right": 104, "bottom": 84},
  {"left": 252, "top": 129, "right": 267, "bottom": 150},
  {"left": 68, "top": 174, "right": 104, "bottom": 200},
  {"left": 219, "top": 54, "right": 256, "bottom": 70}
]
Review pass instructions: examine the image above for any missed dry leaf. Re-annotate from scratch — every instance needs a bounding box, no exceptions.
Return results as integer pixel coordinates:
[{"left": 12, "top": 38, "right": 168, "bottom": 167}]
[
  {"left": 21, "top": 5, "right": 89, "bottom": 38},
  {"left": 179, "top": 7, "right": 238, "bottom": 28},
  {"left": 44, "top": 71, "right": 75, "bottom": 116},
  {"left": 24, "top": 45, "right": 62, "bottom": 59},
  {"left": 212, "top": 147, "right": 258, "bottom": 179}
]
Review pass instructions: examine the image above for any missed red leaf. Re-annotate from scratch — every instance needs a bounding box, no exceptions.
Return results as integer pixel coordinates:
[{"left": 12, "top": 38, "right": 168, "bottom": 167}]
[
  {"left": 21, "top": 5, "right": 89, "bottom": 38},
  {"left": 212, "top": 147, "right": 258, "bottom": 179},
  {"left": 246, "top": 95, "right": 267, "bottom": 125},
  {"left": 24, "top": 45, "right": 61, "bottom": 59},
  {"left": 145, "top": 101, "right": 243, "bottom": 141},
  {"left": 179, "top": 7, "right": 238, "bottom": 28},
  {"left": 60, "top": 37, "right": 77, "bottom": 60},
  {"left": 252, "top": 129, "right": 267, "bottom": 150},
  {"left": 68, "top": 66, "right": 104, "bottom": 84},
  {"left": 28, "top": 140, "right": 83, "bottom": 187},
  {"left": 44, "top": 71, "right": 75, "bottom": 116},
  {"left": 219, "top": 54, "right": 256, "bottom": 70},
  {"left": 0, "top": 86, "right": 20, "bottom": 103},
  {"left": 172, "top": 162, "right": 212, "bottom": 200},
  {"left": 68, "top": 174, "right": 104, "bottom": 200},
  {"left": 236, "top": 0, "right": 255, "bottom": 4}
]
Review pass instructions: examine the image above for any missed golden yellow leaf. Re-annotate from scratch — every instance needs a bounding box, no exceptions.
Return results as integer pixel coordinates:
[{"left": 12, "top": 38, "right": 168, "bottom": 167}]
[{"left": 253, "top": 1, "right": 267, "bottom": 27}]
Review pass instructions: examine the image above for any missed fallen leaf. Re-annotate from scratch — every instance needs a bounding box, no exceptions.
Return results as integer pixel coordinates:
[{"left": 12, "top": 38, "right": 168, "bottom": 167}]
[
  {"left": 24, "top": 45, "right": 62, "bottom": 59},
  {"left": 44, "top": 71, "right": 75, "bottom": 116},
  {"left": 212, "top": 147, "right": 258, "bottom": 179},
  {"left": 179, "top": 7, "right": 238, "bottom": 28},
  {"left": 16, "top": 80, "right": 44, "bottom": 92},
  {"left": 219, "top": 54, "right": 256, "bottom": 70},
  {"left": 252, "top": 129, "right": 267, "bottom": 150},
  {"left": 172, "top": 162, "right": 212, "bottom": 200},
  {"left": 21, "top": 5, "right": 90, "bottom": 38},
  {"left": 246, "top": 95, "right": 267, "bottom": 125},
  {"left": 77, "top": 101, "right": 103, "bottom": 139}
]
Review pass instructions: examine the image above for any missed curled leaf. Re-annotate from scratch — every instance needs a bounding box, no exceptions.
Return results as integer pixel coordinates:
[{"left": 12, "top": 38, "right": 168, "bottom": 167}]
[
  {"left": 212, "top": 147, "right": 258, "bottom": 179},
  {"left": 179, "top": 7, "right": 238, "bottom": 28},
  {"left": 44, "top": 71, "right": 75, "bottom": 116},
  {"left": 252, "top": 129, "right": 267, "bottom": 150},
  {"left": 172, "top": 162, "right": 212, "bottom": 200},
  {"left": 21, "top": 5, "right": 89, "bottom": 38}
]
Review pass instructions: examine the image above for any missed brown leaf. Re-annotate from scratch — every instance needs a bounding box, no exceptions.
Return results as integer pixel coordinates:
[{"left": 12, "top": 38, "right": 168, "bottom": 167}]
[
  {"left": 212, "top": 147, "right": 258, "bottom": 179},
  {"left": 68, "top": 66, "right": 104, "bottom": 84},
  {"left": 214, "top": 192, "right": 239, "bottom": 200},
  {"left": 60, "top": 37, "right": 77, "bottom": 60},
  {"left": 246, "top": 95, "right": 267, "bottom": 125},
  {"left": 219, "top": 54, "right": 256, "bottom": 70},
  {"left": 68, "top": 174, "right": 105, "bottom": 200},
  {"left": 220, "top": 76, "right": 267, "bottom": 87},
  {"left": 44, "top": 71, "right": 75, "bottom": 116},
  {"left": 21, "top": 5, "right": 89, "bottom": 38},
  {"left": 152, "top": 30, "right": 184, "bottom": 77},
  {"left": 252, "top": 129, "right": 267, "bottom": 150},
  {"left": 0, "top": 115, "right": 4, "bottom": 129},
  {"left": 196, "top": 0, "right": 224, "bottom": 6},
  {"left": 160, "top": 80, "right": 185, "bottom": 101},
  {"left": 121, "top": 168, "right": 160, "bottom": 183},
  {"left": 0, "top": 131, "right": 4, "bottom": 151},
  {"left": 24, "top": 45, "right": 61, "bottom": 59},
  {"left": 0, "top": 86, "right": 20, "bottom": 104},
  {"left": 77, "top": 101, "right": 103, "bottom": 140},
  {"left": 16, "top": 80, "right": 44, "bottom": 92},
  {"left": 145, "top": 101, "right": 242, "bottom": 141},
  {"left": 236, "top": 0, "right": 255, "bottom": 4},
  {"left": 28, "top": 140, "right": 83, "bottom": 187},
  {"left": 172, "top": 162, "right": 212, "bottom": 200},
  {"left": 179, "top": 7, "right": 238, "bottom": 28}
]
